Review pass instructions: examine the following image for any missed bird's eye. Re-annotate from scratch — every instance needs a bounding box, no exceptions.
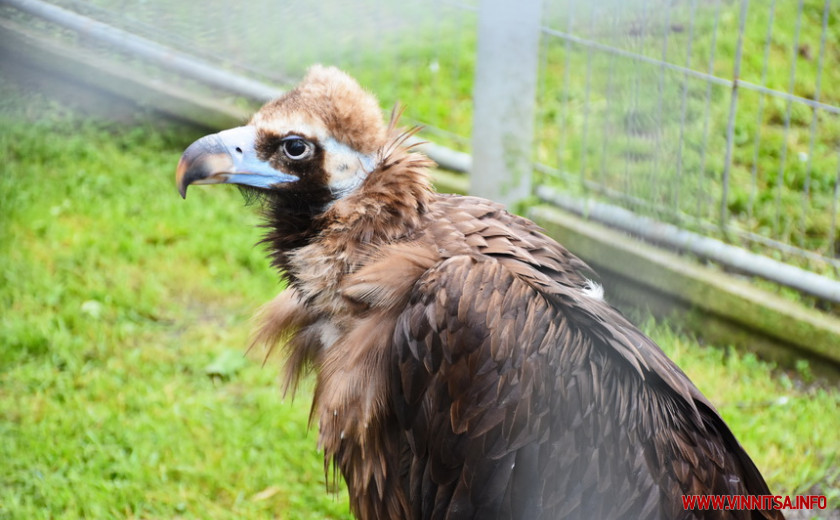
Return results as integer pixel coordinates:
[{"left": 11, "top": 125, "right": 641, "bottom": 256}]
[{"left": 282, "top": 137, "right": 313, "bottom": 160}]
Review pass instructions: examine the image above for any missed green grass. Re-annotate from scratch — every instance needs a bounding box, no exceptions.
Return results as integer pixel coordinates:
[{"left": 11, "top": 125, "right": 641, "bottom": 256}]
[
  {"left": 1, "top": 77, "right": 839, "bottom": 518},
  {"left": 0, "top": 83, "right": 351, "bottom": 519}
]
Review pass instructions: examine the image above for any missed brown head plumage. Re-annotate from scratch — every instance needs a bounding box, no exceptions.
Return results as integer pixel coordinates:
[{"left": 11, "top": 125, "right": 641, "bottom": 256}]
[
  {"left": 176, "top": 64, "right": 432, "bottom": 269},
  {"left": 251, "top": 65, "right": 388, "bottom": 155},
  {"left": 175, "top": 66, "right": 781, "bottom": 520}
]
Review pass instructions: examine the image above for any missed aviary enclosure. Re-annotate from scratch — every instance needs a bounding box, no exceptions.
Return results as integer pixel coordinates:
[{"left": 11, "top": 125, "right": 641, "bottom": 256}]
[{"left": 1, "top": 0, "right": 838, "bottom": 517}]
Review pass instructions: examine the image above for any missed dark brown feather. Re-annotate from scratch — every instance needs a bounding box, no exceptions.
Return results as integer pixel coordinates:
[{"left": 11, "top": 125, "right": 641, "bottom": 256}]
[{"left": 233, "top": 69, "right": 784, "bottom": 520}]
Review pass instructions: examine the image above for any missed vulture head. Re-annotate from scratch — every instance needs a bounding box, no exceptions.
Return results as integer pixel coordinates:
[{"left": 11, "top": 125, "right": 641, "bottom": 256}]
[{"left": 177, "top": 65, "right": 391, "bottom": 219}]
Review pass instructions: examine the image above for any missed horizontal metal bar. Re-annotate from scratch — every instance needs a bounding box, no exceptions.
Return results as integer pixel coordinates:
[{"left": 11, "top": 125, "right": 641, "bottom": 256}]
[
  {"left": 538, "top": 185, "right": 840, "bottom": 303},
  {"left": 536, "top": 165, "right": 840, "bottom": 272},
  {"left": 0, "top": 0, "right": 283, "bottom": 102},
  {"left": 541, "top": 26, "right": 732, "bottom": 85},
  {"left": 730, "top": 229, "right": 840, "bottom": 272},
  {"left": 411, "top": 139, "right": 472, "bottom": 173}
]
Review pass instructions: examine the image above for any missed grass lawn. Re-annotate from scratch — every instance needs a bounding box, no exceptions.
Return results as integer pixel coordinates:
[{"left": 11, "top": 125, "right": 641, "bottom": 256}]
[
  {"left": 1, "top": 75, "right": 839, "bottom": 519},
  {"left": 0, "top": 83, "right": 351, "bottom": 518}
]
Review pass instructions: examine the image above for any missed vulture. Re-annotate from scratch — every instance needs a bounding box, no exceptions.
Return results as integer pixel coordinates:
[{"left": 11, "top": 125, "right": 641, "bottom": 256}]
[{"left": 175, "top": 65, "right": 782, "bottom": 520}]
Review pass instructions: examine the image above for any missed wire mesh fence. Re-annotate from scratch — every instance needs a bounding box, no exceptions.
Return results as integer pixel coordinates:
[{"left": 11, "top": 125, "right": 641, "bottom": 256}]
[
  {"left": 535, "top": 0, "right": 839, "bottom": 278},
  {"left": 2, "top": 0, "right": 478, "bottom": 147},
  {"left": 3, "top": 0, "right": 839, "bottom": 283}
]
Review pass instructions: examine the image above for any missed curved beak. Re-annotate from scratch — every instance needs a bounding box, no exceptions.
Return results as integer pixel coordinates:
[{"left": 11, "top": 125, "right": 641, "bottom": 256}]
[{"left": 175, "top": 126, "right": 298, "bottom": 198}]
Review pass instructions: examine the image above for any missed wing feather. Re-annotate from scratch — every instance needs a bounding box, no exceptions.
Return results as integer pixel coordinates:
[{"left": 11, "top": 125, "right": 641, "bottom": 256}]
[{"left": 389, "top": 245, "right": 780, "bottom": 519}]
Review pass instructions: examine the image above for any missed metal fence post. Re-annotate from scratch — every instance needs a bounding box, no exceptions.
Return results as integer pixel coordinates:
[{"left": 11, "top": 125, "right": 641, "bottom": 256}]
[
  {"left": 470, "top": 0, "right": 543, "bottom": 208},
  {"left": 720, "top": 0, "right": 749, "bottom": 234}
]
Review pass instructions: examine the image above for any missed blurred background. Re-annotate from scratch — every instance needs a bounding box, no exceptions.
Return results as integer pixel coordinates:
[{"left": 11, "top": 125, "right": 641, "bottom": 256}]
[{"left": 1, "top": 0, "right": 839, "bottom": 518}]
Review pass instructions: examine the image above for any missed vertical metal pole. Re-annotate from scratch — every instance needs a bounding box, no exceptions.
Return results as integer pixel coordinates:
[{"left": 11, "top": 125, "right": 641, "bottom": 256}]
[
  {"left": 720, "top": 0, "right": 749, "bottom": 234},
  {"left": 774, "top": 0, "right": 805, "bottom": 238},
  {"left": 471, "top": 0, "right": 543, "bottom": 208},
  {"left": 747, "top": 0, "right": 777, "bottom": 224},
  {"left": 533, "top": 5, "right": 550, "bottom": 188},
  {"left": 696, "top": 0, "right": 722, "bottom": 221},
  {"left": 557, "top": 7, "right": 574, "bottom": 177},
  {"left": 673, "top": 0, "right": 699, "bottom": 216},
  {"left": 799, "top": 0, "right": 830, "bottom": 247},
  {"left": 653, "top": 0, "right": 673, "bottom": 217},
  {"left": 579, "top": 5, "right": 596, "bottom": 194},
  {"left": 598, "top": 4, "right": 619, "bottom": 188},
  {"left": 831, "top": 159, "right": 840, "bottom": 262}
]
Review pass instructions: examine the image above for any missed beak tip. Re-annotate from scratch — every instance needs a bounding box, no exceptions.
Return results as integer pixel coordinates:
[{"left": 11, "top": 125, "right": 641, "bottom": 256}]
[{"left": 175, "top": 157, "right": 190, "bottom": 199}]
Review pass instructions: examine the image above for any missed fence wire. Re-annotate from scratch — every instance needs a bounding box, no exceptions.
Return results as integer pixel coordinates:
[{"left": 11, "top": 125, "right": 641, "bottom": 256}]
[
  {"left": 4, "top": 0, "right": 478, "bottom": 148},
  {"left": 4, "top": 0, "right": 839, "bottom": 281},
  {"left": 536, "top": 0, "right": 839, "bottom": 277}
]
